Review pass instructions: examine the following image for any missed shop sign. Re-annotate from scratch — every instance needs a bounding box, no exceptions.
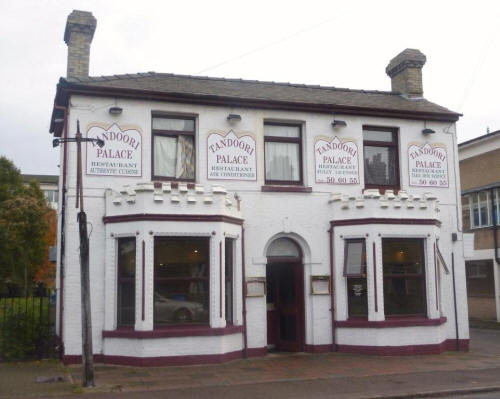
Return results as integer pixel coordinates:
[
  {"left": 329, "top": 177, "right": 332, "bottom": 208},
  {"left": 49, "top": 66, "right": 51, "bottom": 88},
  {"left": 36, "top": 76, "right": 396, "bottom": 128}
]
[
  {"left": 408, "top": 142, "right": 448, "bottom": 187},
  {"left": 86, "top": 123, "right": 142, "bottom": 177},
  {"left": 314, "top": 136, "right": 359, "bottom": 184},
  {"left": 207, "top": 130, "right": 257, "bottom": 181}
]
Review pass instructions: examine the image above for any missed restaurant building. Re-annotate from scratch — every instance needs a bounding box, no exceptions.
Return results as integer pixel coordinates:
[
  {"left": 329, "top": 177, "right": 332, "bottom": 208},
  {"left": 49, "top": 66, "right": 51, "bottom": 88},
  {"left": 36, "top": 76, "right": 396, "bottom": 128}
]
[{"left": 51, "top": 11, "right": 469, "bottom": 366}]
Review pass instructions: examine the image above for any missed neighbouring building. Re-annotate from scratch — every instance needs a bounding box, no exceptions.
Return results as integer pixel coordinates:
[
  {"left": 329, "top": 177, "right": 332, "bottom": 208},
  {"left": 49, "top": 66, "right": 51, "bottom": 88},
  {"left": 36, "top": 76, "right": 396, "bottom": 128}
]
[
  {"left": 22, "top": 174, "right": 59, "bottom": 210},
  {"left": 49, "top": 10, "right": 469, "bottom": 366},
  {"left": 459, "top": 130, "right": 500, "bottom": 322}
]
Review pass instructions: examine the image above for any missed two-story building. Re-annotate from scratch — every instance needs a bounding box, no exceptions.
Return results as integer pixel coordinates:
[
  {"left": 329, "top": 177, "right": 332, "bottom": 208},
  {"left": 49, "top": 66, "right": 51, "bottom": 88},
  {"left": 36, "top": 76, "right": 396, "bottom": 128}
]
[{"left": 50, "top": 10, "right": 469, "bottom": 366}]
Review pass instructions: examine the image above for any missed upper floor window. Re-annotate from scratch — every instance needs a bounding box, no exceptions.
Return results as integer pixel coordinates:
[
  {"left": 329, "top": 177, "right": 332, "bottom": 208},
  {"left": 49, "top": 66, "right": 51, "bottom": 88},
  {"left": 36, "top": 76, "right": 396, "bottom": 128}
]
[
  {"left": 363, "top": 127, "right": 399, "bottom": 190},
  {"left": 463, "top": 189, "right": 500, "bottom": 229},
  {"left": 264, "top": 123, "right": 302, "bottom": 185},
  {"left": 152, "top": 115, "right": 195, "bottom": 181}
]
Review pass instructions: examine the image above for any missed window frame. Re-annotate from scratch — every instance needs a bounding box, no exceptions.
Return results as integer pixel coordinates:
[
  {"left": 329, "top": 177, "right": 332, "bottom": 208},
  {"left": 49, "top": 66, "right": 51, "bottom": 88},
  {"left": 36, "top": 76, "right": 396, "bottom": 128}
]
[
  {"left": 344, "top": 238, "right": 368, "bottom": 318},
  {"left": 362, "top": 126, "right": 400, "bottom": 191},
  {"left": 467, "top": 190, "right": 500, "bottom": 229},
  {"left": 382, "top": 237, "right": 427, "bottom": 317},
  {"left": 153, "top": 236, "right": 210, "bottom": 328},
  {"left": 343, "top": 238, "right": 367, "bottom": 277},
  {"left": 151, "top": 114, "right": 196, "bottom": 182},
  {"left": 264, "top": 122, "right": 303, "bottom": 186},
  {"left": 117, "top": 237, "right": 136, "bottom": 328}
]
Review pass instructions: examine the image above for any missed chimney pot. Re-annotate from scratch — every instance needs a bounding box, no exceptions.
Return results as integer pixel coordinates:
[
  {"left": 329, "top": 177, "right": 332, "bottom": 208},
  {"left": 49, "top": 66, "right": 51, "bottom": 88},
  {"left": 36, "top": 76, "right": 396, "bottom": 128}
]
[
  {"left": 64, "top": 10, "right": 97, "bottom": 80},
  {"left": 386, "top": 48, "right": 426, "bottom": 97}
]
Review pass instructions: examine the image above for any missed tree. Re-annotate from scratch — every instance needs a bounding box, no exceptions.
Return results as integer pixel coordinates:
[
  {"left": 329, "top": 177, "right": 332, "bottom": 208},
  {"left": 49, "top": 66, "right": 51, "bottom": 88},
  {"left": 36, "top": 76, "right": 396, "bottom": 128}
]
[{"left": 0, "top": 157, "right": 52, "bottom": 296}]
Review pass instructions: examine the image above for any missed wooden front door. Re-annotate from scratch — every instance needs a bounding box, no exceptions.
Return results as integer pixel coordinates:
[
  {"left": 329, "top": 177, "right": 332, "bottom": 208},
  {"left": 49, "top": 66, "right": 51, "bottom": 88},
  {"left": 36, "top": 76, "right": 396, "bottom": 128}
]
[{"left": 266, "top": 262, "right": 304, "bottom": 352}]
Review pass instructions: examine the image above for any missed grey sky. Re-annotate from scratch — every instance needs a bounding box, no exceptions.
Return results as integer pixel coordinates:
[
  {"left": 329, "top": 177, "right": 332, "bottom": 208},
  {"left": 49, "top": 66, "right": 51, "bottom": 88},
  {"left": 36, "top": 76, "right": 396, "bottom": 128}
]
[{"left": 1, "top": 0, "right": 499, "bottom": 175}]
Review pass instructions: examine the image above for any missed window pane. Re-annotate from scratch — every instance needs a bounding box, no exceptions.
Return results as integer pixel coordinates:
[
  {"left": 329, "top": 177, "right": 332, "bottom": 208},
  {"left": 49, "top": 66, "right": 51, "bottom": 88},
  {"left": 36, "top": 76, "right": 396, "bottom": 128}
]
[
  {"left": 266, "top": 238, "right": 300, "bottom": 257},
  {"left": 363, "top": 129, "right": 394, "bottom": 142},
  {"left": 364, "top": 146, "right": 397, "bottom": 185},
  {"left": 347, "top": 277, "right": 368, "bottom": 317},
  {"left": 382, "top": 238, "right": 426, "bottom": 316},
  {"left": 461, "top": 196, "right": 471, "bottom": 230},
  {"left": 117, "top": 238, "right": 136, "bottom": 327},
  {"left": 265, "top": 141, "right": 300, "bottom": 181},
  {"left": 154, "top": 238, "right": 209, "bottom": 326},
  {"left": 154, "top": 135, "right": 195, "bottom": 179},
  {"left": 264, "top": 124, "right": 300, "bottom": 138},
  {"left": 225, "top": 239, "right": 234, "bottom": 324},
  {"left": 479, "top": 191, "right": 490, "bottom": 226},
  {"left": 345, "top": 240, "right": 366, "bottom": 276},
  {"left": 153, "top": 117, "right": 194, "bottom": 131},
  {"left": 472, "top": 193, "right": 480, "bottom": 227},
  {"left": 466, "top": 260, "right": 495, "bottom": 297}
]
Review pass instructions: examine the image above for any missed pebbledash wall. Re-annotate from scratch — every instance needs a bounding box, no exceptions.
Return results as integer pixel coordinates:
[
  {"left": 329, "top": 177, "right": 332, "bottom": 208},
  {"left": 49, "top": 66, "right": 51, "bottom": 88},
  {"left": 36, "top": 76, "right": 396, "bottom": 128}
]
[{"left": 52, "top": 11, "right": 469, "bottom": 366}]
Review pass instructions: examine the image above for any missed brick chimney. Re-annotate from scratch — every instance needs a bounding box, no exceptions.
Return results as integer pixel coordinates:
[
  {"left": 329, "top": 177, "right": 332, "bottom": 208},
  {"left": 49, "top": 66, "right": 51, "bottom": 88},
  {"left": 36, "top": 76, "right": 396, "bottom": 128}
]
[
  {"left": 386, "top": 49, "right": 426, "bottom": 97},
  {"left": 64, "top": 10, "right": 97, "bottom": 80}
]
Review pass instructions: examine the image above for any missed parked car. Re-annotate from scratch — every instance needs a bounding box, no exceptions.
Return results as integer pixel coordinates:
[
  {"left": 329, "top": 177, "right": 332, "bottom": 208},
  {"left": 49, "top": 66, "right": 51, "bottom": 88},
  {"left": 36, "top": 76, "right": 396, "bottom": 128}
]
[{"left": 154, "top": 293, "right": 208, "bottom": 323}]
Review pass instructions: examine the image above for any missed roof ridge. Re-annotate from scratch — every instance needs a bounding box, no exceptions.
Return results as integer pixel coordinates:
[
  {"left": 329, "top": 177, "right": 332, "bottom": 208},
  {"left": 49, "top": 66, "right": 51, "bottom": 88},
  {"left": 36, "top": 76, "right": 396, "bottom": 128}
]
[{"left": 69, "top": 71, "right": 397, "bottom": 96}]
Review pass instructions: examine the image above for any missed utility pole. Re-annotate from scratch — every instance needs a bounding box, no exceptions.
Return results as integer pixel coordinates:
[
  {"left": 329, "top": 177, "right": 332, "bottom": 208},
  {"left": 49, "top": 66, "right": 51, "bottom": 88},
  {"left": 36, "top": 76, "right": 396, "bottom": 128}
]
[{"left": 53, "top": 120, "right": 104, "bottom": 387}]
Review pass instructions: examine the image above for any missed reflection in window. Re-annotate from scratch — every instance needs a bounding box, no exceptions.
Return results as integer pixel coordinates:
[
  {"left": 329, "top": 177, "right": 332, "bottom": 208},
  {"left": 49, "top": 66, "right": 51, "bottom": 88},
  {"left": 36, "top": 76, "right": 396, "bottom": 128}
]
[
  {"left": 363, "top": 127, "right": 398, "bottom": 189},
  {"left": 344, "top": 239, "right": 367, "bottom": 317},
  {"left": 117, "top": 238, "right": 136, "bottom": 327},
  {"left": 382, "top": 238, "right": 426, "bottom": 316},
  {"left": 154, "top": 237, "right": 209, "bottom": 326}
]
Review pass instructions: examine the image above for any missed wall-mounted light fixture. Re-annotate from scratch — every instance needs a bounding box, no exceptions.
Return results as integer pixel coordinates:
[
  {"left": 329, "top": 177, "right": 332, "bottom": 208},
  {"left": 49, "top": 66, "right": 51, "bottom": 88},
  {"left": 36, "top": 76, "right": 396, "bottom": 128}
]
[
  {"left": 422, "top": 122, "right": 435, "bottom": 135},
  {"left": 109, "top": 106, "right": 123, "bottom": 115},
  {"left": 53, "top": 137, "right": 105, "bottom": 148},
  {"left": 331, "top": 119, "right": 347, "bottom": 128},
  {"left": 227, "top": 114, "right": 242, "bottom": 123}
]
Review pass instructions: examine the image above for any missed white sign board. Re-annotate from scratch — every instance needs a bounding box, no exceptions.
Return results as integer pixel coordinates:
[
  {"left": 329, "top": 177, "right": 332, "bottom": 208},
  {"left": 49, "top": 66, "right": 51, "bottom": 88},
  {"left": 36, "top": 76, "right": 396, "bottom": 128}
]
[
  {"left": 207, "top": 130, "right": 257, "bottom": 180},
  {"left": 86, "top": 123, "right": 142, "bottom": 177},
  {"left": 314, "top": 136, "right": 359, "bottom": 184},
  {"left": 408, "top": 142, "right": 448, "bottom": 187}
]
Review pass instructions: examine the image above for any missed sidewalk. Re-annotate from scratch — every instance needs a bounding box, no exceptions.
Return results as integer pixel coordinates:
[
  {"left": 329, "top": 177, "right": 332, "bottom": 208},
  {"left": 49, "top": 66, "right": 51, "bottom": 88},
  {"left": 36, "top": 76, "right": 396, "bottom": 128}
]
[{"left": 2, "top": 328, "right": 500, "bottom": 398}]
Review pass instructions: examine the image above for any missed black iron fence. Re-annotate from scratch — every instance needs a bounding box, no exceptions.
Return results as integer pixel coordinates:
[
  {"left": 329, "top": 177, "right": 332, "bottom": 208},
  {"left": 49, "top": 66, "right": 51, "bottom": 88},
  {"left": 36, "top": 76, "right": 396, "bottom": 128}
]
[{"left": 0, "top": 285, "right": 57, "bottom": 361}]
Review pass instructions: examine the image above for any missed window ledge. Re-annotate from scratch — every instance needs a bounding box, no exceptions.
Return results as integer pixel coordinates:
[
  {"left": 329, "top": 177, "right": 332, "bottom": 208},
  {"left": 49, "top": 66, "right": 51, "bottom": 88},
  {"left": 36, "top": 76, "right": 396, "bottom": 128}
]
[
  {"left": 261, "top": 185, "right": 312, "bottom": 193},
  {"left": 336, "top": 317, "right": 447, "bottom": 328},
  {"left": 102, "top": 325, "right": 243, "bottom": 339}
]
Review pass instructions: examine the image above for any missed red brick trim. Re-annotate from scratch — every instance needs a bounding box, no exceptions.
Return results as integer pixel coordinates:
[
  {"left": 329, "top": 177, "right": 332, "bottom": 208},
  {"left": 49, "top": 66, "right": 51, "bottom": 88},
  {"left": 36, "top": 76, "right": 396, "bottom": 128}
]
[
  {"left": 335, "top": 317, "right": 447, "bottom": 328},
  {"left": 102, "top": 325, "right": 243, "bottom": 339},
  {"left": 63, "top": 346, "right": 267, "bottom": 367},
  {"left": 103, "top": 214, "right": 244, "bottom": 226},
  {"left": 304, "top": 344, "right": 332, "bottom": 353},
  {"left": 337, "top": 339, "right": 469, "bottom": 356},
  {"left": 330, "top": 218, "right": 441, "bottom": 227}
]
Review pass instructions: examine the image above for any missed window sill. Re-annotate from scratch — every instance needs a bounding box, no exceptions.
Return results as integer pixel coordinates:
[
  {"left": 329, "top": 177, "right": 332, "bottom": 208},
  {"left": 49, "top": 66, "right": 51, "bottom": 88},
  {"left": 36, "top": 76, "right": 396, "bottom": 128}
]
[
  {"left": 261, "top": 185, "right": 312, "bottom": 193},
  {"left": 363, "top": 187, "right": 400, "bottom": 195},
  {"left": 336, "top": 317, "right": 447, "bottom": 328},
  {"left": 102, "top": 325, "right": 244, "bottom": 339}
]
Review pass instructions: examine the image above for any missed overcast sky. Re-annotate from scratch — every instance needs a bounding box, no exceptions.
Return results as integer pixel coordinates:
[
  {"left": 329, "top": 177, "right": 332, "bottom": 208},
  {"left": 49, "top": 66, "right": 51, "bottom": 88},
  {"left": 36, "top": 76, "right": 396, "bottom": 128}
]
[{"left": 1, "top": 0, "right": 499, "bottom": 175}]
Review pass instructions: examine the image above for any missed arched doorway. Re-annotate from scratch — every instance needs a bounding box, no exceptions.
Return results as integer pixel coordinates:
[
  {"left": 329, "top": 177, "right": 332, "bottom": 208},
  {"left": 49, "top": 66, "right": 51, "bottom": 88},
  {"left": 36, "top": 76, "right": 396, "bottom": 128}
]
[{"left": 266, "top": 237, "right": 305, "bottom": 352}]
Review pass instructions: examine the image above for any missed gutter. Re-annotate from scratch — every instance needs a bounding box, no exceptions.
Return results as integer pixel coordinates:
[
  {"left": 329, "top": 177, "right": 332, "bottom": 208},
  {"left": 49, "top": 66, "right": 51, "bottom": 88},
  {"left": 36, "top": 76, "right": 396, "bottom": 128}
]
[{"left": 53, "top": 104, "right": 69, "bottom": 357}]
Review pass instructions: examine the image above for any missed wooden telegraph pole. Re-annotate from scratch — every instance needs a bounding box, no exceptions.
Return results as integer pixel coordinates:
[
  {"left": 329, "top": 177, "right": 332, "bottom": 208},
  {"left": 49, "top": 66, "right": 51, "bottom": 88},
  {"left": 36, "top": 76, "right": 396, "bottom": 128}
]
[{"left": 53, "top": 120, "right": 104, "bottom": 387}]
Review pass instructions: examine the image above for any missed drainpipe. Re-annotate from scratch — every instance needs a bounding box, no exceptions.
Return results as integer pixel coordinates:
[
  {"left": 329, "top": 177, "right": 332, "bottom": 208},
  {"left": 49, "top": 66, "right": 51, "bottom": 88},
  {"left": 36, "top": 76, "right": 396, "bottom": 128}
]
[
  {"left": 54, "top": 103, "right": 69, "bottom": 357},
  {"left": 241, "top": 225, "right": 248, "bottom": 358},
  {"left": 328, "top": 225, "right": 336, "bottom": 352},
  {"left": 490, "top": 188, "right": 500, "bottom": 266}
]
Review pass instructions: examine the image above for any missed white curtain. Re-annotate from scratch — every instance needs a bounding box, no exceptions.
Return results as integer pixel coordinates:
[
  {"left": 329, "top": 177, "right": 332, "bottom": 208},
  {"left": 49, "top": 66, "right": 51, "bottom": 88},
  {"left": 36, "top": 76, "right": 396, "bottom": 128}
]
[
  {"left": 265, "top": 142, "right": 300, "bottom": 181},
  {"left": 154, "top": 135, "right": 195, "bottom": 179}
]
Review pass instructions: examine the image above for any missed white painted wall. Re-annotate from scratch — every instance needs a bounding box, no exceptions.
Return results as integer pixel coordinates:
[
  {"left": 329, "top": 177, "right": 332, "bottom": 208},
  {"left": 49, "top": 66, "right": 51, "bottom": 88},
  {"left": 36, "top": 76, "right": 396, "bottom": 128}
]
[{"left": 57, "top": 94, "right": 468, "bottom": 357}]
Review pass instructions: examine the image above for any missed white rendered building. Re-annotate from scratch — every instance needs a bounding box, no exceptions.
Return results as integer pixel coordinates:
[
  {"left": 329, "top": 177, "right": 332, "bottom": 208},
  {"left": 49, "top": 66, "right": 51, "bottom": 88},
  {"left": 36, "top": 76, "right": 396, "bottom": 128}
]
[{"left": 50, "top": 11, "right": 469, "bottom": 366}]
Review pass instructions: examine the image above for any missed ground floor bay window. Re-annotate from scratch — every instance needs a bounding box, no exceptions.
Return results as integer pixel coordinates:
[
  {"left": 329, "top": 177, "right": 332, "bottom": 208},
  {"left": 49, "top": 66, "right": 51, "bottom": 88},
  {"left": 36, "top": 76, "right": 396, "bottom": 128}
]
[
  {"left": 382, "top": 238, "right": 426, "bottom": 316},
  {"left": 154, "top": 237, "right": 209, "bottom": 327}
]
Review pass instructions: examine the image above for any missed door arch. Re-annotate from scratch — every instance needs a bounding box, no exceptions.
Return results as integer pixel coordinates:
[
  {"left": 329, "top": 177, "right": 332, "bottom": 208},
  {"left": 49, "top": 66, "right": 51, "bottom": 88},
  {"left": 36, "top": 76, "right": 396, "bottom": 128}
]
[{"left": 266, "top": 237, "right": 305, "bottom": 352}]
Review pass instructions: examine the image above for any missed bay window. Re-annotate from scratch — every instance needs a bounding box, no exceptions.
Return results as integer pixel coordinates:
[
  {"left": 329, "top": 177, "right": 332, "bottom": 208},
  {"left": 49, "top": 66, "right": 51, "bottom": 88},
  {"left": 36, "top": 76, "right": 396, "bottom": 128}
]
[
  {"left": 363, "top": 126, "right": 399, "bottom": 190},
  {"left": 152, "top": 115, "right": 195, "bottom": 181},
  {"left": 154, "top": 237, "right": 209, "bottom": 327},
  {"left": 264, "top": 123, "right": 302, "bottom": 185},
  {"left": 382, "top": 238, "right": 426, "bottom": 316},
  {"left": 344, "top": 239, "right": 368, "bottom": 317},
  {"left": 117, "top": 237, "right": 136, "bottom": 327}
]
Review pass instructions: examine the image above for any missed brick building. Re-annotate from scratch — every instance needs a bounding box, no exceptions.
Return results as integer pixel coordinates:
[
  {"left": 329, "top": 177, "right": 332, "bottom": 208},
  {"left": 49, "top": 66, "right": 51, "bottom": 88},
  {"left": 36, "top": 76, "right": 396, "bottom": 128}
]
[
  {"left": 49, "top": 10, "right": 469, "bottom": 366},
  {"left": 459, "top": 130, "right": 500, "bottom": 321}
]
